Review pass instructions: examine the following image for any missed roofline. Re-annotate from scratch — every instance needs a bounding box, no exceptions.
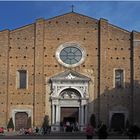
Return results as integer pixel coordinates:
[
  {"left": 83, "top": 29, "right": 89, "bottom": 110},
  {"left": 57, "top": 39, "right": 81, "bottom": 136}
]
[
  {"left": 0, "top": 29, "right": 10, "bottom": 33},
  {"left": 10, "top": 23, "right": 34, "bottom": 32},
  {"left": 46, "top": 11, "right": 98, "bottom": 22},
  {"left": 0, "top": 11, "right": 98, "bottom": 32},
  {"left": 109, "top": 23, "right": 130, "bottom": 33},
  {"left": 132, "top": 30, "right": 140, "bottom": 34},
  {"left": 0, "top": 11, "right": 138, "bottom": 33}
]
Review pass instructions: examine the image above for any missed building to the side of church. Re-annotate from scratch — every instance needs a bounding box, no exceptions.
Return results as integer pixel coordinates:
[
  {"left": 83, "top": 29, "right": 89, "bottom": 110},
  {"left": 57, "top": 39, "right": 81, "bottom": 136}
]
[{"left": 0, "top": 12, "right": 140, "bottom": 131}]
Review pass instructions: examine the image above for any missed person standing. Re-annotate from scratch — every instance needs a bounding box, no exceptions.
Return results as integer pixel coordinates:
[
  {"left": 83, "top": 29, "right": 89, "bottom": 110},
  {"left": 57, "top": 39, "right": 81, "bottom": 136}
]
[
  {"left": 86, "top": 123, "right": 95, "bottom": 139},
  {"left": 127, "top": 124, "right": 140, "bottom": 139},
  {"left": 75, "top": 121, "right": 79, "bottom": 131},
  {"left": 98, "top": 124, "right": 108, "bottom": 139},
  {"left": 132, "top": 124, "right": 140, "bottom": 139},
  {"left": 66, "top": 121, "right": 70, "bottom": 132}
]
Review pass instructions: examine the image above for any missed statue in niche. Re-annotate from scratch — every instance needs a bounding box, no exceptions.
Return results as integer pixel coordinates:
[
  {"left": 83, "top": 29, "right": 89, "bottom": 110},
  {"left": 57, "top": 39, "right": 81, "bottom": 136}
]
[
  {"left": 71, "top": 93, "right": 77, "bottom": 98},
  {"left": 62, "top": 92, "right": 78, "bottom": 99},
  {"left": 61, "top": 89, "right": 80, "bottom": 99},
  {"left": 62, "top": 93, "right": 70, "bottom": 98}
]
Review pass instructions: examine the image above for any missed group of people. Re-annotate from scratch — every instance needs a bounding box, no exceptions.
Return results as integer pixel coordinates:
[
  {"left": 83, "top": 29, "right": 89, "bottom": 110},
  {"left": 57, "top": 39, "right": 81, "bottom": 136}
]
[
  {"left": 86, "top": 123, "right": 108, "bottom": 139},
  {"left": 86, "top": 123, "right": 140, "bottom": 139},
  {"left": 126, "top": 124, "right": 140, "bottom": 139},
  {"left": 18, "top": 126, "right": 51, "bottom": 135},
  {"left": 62, "top": 121, "right": 79, "bottom": 132}
]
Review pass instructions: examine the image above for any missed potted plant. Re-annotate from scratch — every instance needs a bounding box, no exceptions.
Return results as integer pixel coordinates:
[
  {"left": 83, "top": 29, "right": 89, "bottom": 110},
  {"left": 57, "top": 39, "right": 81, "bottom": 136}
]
[{"left": 7, "top": 118, "right": 14, "bottom": 132}]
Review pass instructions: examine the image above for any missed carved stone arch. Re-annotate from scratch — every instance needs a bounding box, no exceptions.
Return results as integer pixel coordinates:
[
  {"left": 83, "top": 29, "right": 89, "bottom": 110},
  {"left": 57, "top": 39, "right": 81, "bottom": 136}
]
[
  {"left": 58, "top": 87, "right": 84, "bottom": 98},
  {"left": 60, "top": 88, "right": 81, "bottom": 99},
  {"left": 49, "top": 70, "right": 90, "bottom": 131}
]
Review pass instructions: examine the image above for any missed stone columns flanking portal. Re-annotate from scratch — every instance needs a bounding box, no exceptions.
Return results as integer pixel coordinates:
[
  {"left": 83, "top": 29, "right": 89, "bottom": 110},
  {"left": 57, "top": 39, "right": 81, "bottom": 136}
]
[{"left": 49, "top": 70, "right": 91, "bottom": 132}]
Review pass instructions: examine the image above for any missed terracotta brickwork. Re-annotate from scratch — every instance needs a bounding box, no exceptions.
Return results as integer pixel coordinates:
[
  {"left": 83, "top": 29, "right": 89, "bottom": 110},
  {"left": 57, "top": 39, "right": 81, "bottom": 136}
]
[{"left": 0, "top": 12, "right": 140, "bottom": 128}]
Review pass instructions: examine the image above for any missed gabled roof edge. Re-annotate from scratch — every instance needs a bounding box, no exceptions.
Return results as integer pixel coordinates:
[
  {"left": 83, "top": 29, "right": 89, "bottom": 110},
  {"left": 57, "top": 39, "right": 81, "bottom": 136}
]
[{"left": 46, "top": 11, "right": 98, "bottom": 22}]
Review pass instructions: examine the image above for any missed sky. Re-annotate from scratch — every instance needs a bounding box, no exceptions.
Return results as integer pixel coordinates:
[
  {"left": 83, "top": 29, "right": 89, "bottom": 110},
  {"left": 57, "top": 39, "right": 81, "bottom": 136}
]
[{"left": 0, "top": 1, "right": 140, "bottom": 31}]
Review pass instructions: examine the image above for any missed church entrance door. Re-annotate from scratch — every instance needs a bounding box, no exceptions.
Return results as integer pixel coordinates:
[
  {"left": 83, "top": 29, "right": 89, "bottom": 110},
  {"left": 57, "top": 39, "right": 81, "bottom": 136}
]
[
  {"left": 111, "top": 113, "right": 125, "bottom": 131},
  {"left": 50, "top": 70, "right": 90, "bottom": 131},
  {"left": 15, "top": 112, "right": 28, "bottom": 130},
  {"left": 61, "top": 107, "right": 79, "bottom": 124}
]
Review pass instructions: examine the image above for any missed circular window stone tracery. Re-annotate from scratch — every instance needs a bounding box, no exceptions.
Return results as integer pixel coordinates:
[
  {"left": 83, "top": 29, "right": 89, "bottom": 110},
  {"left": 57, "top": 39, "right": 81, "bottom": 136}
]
[{"left": 56, "top": 43, "right": 86, "bottom": 67}]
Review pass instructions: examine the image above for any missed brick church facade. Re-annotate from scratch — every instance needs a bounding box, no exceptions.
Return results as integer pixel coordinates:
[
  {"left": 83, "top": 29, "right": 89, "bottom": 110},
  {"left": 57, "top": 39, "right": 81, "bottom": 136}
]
[{"left": 0, "top": 12, "right": 140, "bottom": 131}]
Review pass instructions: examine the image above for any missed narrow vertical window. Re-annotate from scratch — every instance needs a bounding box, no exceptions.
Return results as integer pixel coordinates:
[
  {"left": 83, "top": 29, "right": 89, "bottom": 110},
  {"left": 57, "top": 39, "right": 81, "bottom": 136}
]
[
  {"left": 115, "top": 69, "right": 124, "bottom": 88},
  {"left": 17, "top": 70, "right": 27, "bottom": 89}
]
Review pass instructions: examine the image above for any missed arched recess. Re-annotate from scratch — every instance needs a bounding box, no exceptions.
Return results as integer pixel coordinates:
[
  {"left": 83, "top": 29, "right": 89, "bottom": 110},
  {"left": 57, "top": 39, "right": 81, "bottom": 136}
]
[
  {"left": 59, "top": 88, "right": 81, "bottom": 124},
  {"left": 59, "top": 88, "right": 81, "bottom": 99},
  {"left": 109, "top": 106, "right": 129, "bottom": 130},
  {"left": 111, "top": 113, "right": 125, "bottom": 131},
  {"left": 15, "top": 112, "right": 28, "bottom": 130},
  {"left": 49, "top": 70, "right": 90, "bottom": 131}
]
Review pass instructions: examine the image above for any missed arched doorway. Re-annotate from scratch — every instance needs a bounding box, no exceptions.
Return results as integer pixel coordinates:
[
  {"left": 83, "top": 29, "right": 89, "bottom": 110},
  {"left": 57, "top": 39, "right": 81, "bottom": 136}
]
[
  {"left": 51, "top": 87, "right": 88, "bottom": 131},
  {"left": 60, "top": 88, "right": 81, "bottom": 125},
  {"left": 111, "top": 113, "right": 125, "bottom": 131},
  {"left": 15, "top": 112, "right": 28, "bottom": 130},
  {"left": 50, "top": 70, "right": 90, "bottom": 131},
  {"left": 61, "top": 107, "right": 79, "bottom": 124}
]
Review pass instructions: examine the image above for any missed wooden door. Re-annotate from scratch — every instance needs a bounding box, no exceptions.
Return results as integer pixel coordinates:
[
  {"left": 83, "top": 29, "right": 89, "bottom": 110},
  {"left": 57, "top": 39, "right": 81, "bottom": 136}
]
[{"left": 15, "top": 112, "right": 28, "bottom": 130}]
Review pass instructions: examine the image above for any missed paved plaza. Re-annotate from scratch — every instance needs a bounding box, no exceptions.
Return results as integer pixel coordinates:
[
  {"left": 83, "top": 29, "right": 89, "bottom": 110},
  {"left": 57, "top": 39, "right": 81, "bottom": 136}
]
[{"left": 0, "top": 132, "right": 139, "bottom": 139}]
